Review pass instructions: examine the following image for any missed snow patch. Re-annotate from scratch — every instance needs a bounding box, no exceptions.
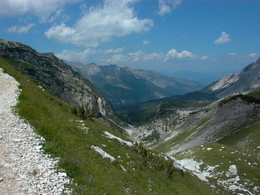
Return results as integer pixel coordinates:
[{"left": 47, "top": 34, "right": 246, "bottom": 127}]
[
  {"left": 173, "top": 157, "right": 255, "bottom": 194},
  {"left": 103, "top": 131, "right": 133, "bottom": 147},
  {"left": 174, "top": 159, "right": 209, "bottom": 182},
  {"left": 97, "top": 97, "right": 106, "bottom": 116},
  {"left": 226, "top": 165, "right": 237, "bottom": 177},
  {"left": 91, "top": 145, "right": 115, "bottom": 162}
]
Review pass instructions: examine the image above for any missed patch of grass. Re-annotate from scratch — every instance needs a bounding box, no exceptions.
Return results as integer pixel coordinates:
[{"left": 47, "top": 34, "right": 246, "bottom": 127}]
[
  {"left": 248, "top": 91, "right": 260, "bottom": 99},
  {"left": 219, "top": 94, "right": 260, "bottom": 107},
  {"left": 175, "top": 143, "right": 260, "bottom": 194},
  {"left": 218, "top": 122, "right": 260, "bottom": 160},
  {"left": 0, "top": 58, "right": 216, "bottom": 194}
]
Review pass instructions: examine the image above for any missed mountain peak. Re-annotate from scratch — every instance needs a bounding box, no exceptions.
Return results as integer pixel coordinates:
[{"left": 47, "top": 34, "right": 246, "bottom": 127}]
[{"left": 206, "top": 57, "right": 260, "bottom": 97}]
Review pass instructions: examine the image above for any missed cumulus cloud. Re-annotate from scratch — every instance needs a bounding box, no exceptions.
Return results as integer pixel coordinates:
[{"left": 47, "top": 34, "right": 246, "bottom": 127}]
[
  {"left": 45, "top": 0, "right": 154, "bottom": 47},
  {"left": 158, "top": 0, "right": 181, "bottom": 16},
  {"left": 248, "top": 53, "right": 258, "bottom": 57},
  {"left": 242, "top": 53, "right": 259, "bottom": 58},
  {"left": 5, "top": 23, "right": 35, "bottom": 33},
  {"left": 228, "top": 53, "right": 236, "bottom": 56},
  {"left": 107, "top": 49, "right": 204, "bottom": 64},
  {"left": 201, "top": 55, "right": 209, "bottom": 60},
  {"left": 103, "top": 47, "right": 125, "bottom": 54},
  {"left": 214, "top": 31, "right": 231, "bottom": 44},
  {"left": 106, "top": 50, "right": 165, "bottom": 64},
  {"left": 57, "top": 47, "right": 208, "bottom": 65},
  {"left": 142, "top": 40, "right": 151, "bottom": 45},
  {"left": 164, "top": 49, "right": 197, "bottom": 61},
  {"left": 56, "top": 48, "right": 100, "bottom": 62},
  {"left": 0, "top": 0, "right": 77, "bottom": 22},
  {"left": 106, "top": 53, "right": 132, "bottom": 64}
]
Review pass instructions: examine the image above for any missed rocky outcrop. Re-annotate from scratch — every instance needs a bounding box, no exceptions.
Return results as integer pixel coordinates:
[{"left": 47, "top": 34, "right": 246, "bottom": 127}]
[
  {"left": 69, "top": 62, "right": 204, "bottom": 108},
  {"left": 205, "top": 57, "right": 260, "bottom": 98},
  {"left": 130, "top": 94, "right": 260, "bottom": 155},
  {"left": 0, "top": 38, "right": 114, "bottom": 116}
]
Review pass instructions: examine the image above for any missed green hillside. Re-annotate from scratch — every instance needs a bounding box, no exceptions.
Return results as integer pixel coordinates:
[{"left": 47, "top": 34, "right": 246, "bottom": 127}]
[{"left": 0, "top": 58, "right": 218, "bottom": 194}]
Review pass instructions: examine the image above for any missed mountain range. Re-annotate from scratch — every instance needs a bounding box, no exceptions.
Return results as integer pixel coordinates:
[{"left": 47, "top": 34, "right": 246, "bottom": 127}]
[
  {"left": 0, "top": 38, "right": 113, "bottom": 117},
  {"left": 0, "top": 38, "right": 259, "bottom": 194},
  {"left": 127, "top": 57, "right": 260, "bottom": 155},
  {"left": 68, "top": 62, "right": 204, "bottom": 108}
]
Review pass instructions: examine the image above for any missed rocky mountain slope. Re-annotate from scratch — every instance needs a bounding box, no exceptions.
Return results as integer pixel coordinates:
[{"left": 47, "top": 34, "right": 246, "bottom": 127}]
[
  {"left": 69, "top": 62, "right": 204, "bottom": 108},
  {"left": 203, "top": 57, "right": 260, "bottom": 98},
  {"left": 0, "top": 39, "right": 113, "bottom": 116},
  {"left": 125, "top": 59, "right": 260, "bottom": 194},
  {"left": 0, "top": 39, "right": 259, "bottom": 194},
  {"left": 0, "top": 58, "right": 218, "bottom": 195},
  {"left": 128, "top": 58, "right": 260, "bottom": 154},
  {"left": 131, "top": 94, "right": 260, "bottom": 155}
]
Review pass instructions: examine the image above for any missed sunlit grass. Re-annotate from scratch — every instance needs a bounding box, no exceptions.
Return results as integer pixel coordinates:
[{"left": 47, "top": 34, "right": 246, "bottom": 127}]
[
  {"left": 176, "top": 143, "right": 260, "bottom": 193},
  {"left": 0, "top": 58, "right": 217, "bottom": 194}
]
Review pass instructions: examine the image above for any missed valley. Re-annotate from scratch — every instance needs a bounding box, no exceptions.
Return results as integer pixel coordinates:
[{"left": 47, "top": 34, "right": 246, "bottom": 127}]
[
  {"left": 0, "top": 38, "right": 259, "bottom": 194},
  {"left": 69, "top": 62, "right": 204, "bottom": 108}
]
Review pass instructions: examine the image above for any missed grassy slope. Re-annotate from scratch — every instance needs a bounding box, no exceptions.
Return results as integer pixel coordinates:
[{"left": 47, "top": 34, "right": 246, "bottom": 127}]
[
  {"left": 217, "top": 92, "right": 260, "bottom": 159},
  {"left": 0, "top": 59, "right": 216, "bottom": 194},
  {"left": 175, "top": 142, "right": 260, "bottom": 194}
]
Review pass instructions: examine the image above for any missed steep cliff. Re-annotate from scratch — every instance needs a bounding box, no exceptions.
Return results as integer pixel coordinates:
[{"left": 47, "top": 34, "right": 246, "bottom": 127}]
[
  {"left": 0, "top": 38, "right": 114, "bottom": 116},
  {"left": 203, "top": 57, "right": 260, "bottom": 98}
]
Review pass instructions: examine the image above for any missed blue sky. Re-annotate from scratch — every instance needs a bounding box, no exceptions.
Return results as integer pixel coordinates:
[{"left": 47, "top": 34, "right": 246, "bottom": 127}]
[{"left": 0, "top": 0, "right": 259, "bottom": 79}]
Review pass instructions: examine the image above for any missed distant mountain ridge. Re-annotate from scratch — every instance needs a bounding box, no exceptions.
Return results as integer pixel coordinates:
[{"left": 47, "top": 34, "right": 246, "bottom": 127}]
[
  {"left": 68, "top": 62, "right": 204, "bottom": 108},
  {"left": 126, "top": 57, "right": 260, "bottom": 162},
  {"left": 203, "top": 57, "right": 260, "bottom": 98}
]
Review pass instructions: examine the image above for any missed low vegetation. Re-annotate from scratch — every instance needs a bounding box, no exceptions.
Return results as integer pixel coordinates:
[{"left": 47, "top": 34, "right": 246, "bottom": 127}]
[
  {"left": 1, "top": 58, "right": 217, "bottom": 194},
  {"left": 219, "top": 94, "right": 260, "bottom": 107},
  {"left": 176, "top": 143, "right": 260, "bottom": 194}
]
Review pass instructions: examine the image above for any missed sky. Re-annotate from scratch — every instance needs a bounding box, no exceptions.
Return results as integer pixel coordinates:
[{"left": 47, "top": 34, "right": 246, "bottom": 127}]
[{"left": 0, "top": 0, "right": 260, "bottom": 80}]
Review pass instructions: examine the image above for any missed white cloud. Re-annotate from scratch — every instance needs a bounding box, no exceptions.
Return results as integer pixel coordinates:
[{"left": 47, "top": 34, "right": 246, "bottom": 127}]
[
  {"left": 158, "top": 0, "right": 181, "bottom": 16},
  {"left": 165, "top": 49, "right": 197, "bottom": 61},
  {"left": 201, "top": 55, "right": 209, "bottom": 60},
  {"left": 142, "top": 40, "right": 151, "bottom": 45},
  {"left": 5, "top": 23, "right": 35, "bottom": 33},
  {"left": 129, "top": 50, "right": 146, "bottom": 62},
  {"left": 243, "top": 53, "right": 259, "bottom": 58},
  {"left": 144, "top": 53, "right": 164, "bottom": 60},
  {"left": 45, "top": 0, "right": 154, "bottom": 47},
  {"left": 57, "top": 47, "right": 209, "bottom": 65},
  {"left": 249, "top": 53, "right": 258, "bottom": 57},
  {"left": 56, "top": 48, "right": 100, "bottom": 62},
  {"left": 106, "top": 53, "right": 131, "bottom": 63},
  {"left": 228, "top": 53, "right": 236, "bottom": 56},
  {"left": 214, "top": 31, "right": 231, "bottom": 44},
  {"left": 0, "top": 0, "right": 77, "bottom": 22},
  {"left": 103, "top": 47, "right": 125, "bottom": 54},
  {"left": 107, "top": 49, "right": 204, "bottom": 64}
]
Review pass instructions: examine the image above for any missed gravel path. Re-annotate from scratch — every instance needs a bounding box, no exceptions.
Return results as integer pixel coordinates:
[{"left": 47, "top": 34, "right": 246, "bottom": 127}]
[{"left": 0, "top": 69, "right": 72, "bottom": 195}]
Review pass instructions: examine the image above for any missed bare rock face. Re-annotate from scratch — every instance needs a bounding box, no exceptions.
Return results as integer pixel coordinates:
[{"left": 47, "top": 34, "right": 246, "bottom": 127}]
[
  {"left": 205, "top": 57, "right": 260, "bottom": 98},
  {"left": 0, "top": 38, "right": 114, "bottom": 117}
]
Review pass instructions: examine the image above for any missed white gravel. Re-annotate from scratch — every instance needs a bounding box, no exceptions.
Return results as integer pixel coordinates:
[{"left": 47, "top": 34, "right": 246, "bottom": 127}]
[{"left": 0, "top": 68, "right": 72, "bottom": 195}]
